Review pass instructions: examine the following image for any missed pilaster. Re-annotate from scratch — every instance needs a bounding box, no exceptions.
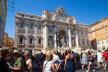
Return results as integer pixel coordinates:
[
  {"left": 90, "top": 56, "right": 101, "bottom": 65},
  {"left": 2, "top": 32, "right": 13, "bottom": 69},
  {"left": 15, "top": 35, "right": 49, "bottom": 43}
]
[{"left": 43, "top": 22, "right": 48, "bottom": 48}]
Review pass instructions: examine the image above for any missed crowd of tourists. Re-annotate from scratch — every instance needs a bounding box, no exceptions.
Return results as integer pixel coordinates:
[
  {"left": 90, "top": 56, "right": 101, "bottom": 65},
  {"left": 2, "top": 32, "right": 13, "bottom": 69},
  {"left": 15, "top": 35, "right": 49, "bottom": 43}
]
[{"left": 0, "top": 48, "right": 108, "bottom": 72}]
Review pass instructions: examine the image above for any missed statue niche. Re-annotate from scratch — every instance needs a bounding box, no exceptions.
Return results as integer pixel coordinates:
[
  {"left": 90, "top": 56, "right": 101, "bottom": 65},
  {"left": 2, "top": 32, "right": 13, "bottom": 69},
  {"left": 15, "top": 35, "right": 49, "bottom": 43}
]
[{"left": 58, "top": 30, "right": 67, "bottom": 48}]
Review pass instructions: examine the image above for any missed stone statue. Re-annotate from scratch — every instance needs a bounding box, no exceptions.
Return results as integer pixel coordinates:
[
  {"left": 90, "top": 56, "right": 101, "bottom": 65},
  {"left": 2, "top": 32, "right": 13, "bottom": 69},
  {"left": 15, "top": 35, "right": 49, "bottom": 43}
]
[
  {"left": 72, "top": 17, "right": 77, "bottom": 24},
  {"left": 61, "top": 37, "right": 66, "bottom": 48},
  {"left": 56, "top": 7, "right": 65, "bottom": 16},
  {"left": 67, "top": 17, "right": 73, "bottom": 23},
  {"left": 42, "top": 10, "right": 49, "bottom": 19},
  {"left": 52, "top": 13, "right": 57, "bottom": 20}
]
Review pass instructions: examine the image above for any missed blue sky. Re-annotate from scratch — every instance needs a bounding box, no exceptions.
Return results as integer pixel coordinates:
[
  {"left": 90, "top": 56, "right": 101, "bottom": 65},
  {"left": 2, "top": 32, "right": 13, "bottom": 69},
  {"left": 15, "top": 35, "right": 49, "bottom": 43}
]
[{"left": 5, "top": 0, "right": 108, "bottom": 38}]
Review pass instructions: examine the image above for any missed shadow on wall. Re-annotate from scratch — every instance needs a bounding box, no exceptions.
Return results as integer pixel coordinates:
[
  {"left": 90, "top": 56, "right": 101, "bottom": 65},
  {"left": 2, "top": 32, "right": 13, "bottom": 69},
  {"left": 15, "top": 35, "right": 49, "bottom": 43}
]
[{"left": 91, "top": 39, "right": 97, "bottom": 50}]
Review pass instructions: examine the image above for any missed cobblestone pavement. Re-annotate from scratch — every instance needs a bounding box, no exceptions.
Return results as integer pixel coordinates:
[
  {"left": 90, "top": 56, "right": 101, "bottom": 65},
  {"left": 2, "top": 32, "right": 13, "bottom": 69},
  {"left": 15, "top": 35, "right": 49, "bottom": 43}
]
[
  {"left": 75, "top": 63, "right": 108, "bottom": 72},
  {"left": 76, "top": 68, "right": 108, "bottom": 72},
  {"left": 76, "top": 69, "right": 108, "bottom": 72}
]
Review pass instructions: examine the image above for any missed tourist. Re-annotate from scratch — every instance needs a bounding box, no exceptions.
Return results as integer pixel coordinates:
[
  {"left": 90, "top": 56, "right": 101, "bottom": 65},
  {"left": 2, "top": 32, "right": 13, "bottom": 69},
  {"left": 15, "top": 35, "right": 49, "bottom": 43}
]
[
  {"left": 32, "top": 54, "right": 40, "bottom": 72},
  {"left": 73, "top": 51, "right": 80, "bottom": 69},
  {"left": 81, "top": 51, "right": 88, "bottom": 70},
  {"left": 103, "top": 49, "right": 108, "bottom": 70},
  {"left": 97, "top": 50, "right": 103, "bottom": 68},
  {"left": 39, "top": 52, "right": 45, "bottom": 72},
  {"left": 51, "top": 60, "right": 61, "bottom": 72},
  {"left": 64, "top": 50, "right": 75, "bottom": 72},
  {"left": 43, "top": 51, "right": 53, "bottom": 72},
  {"left": 52, "top": 50, "right": 61, "bottom": 62},
  {"left": 24, "top": 51, "right": 32, "bottom": 72},
  {"left": 11, "top": 49, "right": 23, "bottom": 72},
  {"left": 51, "top": 50, "right": 62, "bottom": 72},
  {"left": 86, "top": 51, "right": 95, "bottom": 72}
]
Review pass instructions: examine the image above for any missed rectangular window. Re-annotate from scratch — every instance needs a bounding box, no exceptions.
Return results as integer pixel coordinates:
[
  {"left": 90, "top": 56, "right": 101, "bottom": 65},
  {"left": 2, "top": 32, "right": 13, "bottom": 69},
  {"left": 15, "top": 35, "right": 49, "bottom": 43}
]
[
  {"left": 103, "top": 23, "right": 106, "bottom": 26},
  {"left": 19, "top": 37, "right": 23, "bottom": 44},
  {"left": 19, "top": 22, "right": 24, "bottom": 29},
  {"left": 38, "top": 25, "right": 41, "bottom": 30},
  {"left": 107, "top": 40, "right": 108, "bottom": 43},
  {"left": 20, "top": 24, "right": 24, "bottom": 28},
  {"left": 29, "top": 23, "right": 33, "bottom": 29},
  {"left": 105, "top": 28, "right": 107, "bottom": 32},
  {"left": 82, "top": 40, "right": 84, "bottom": 45},
  {"left": 102, "top": 41, "right": 104, "bottom": 44},
  {"left": 97, "top": 42, "right": 100, "bottom": 45},
  {"left": 38, "top": 39, "right": 41, "bottom": 44},
  {"left": 29, "top": 38, "right": 33, "bottom": 44},
  {"left": 98, "top": 24, "right": 101, "bottom": 28},
  {"left": 71, "top": 29, "right": 74, "bottom": 34},
  {"left": 49, "top": 26, "right": 54, "bottom": 33}
]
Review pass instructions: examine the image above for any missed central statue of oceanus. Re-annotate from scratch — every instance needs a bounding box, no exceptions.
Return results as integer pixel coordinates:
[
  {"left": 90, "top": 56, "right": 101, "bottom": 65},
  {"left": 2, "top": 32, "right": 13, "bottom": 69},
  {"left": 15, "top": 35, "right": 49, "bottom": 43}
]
[{"left": 60, "top": 37, "right": 66, "bottom": 48}]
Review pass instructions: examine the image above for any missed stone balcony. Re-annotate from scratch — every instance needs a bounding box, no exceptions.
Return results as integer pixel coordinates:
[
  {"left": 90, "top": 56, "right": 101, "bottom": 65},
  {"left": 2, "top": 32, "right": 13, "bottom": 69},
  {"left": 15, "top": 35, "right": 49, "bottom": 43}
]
[
  {"left": 37, "top": 30, "right": 43, "bottom": 34},
  {"left": 28, "top": 43, "right": 35, "bottom": 48},
  {"left": 18, "top": 28, "right": 25, "bottom": 34},
  {"left": 36, "top": 43, "right": 43, "bottom": 48},
  {"left": 28, "top": 29, "right": 34, "bottom": 34},
  {"left": 17, "top": 43, "right": 25, "bottom": 48}
]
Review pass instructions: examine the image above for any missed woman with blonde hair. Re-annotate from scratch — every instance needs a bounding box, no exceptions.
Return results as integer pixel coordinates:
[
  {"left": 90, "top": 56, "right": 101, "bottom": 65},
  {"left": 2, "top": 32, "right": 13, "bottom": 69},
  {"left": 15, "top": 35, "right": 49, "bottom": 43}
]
[{"left": 43, "top": 51, "right": 54, "bottom": 72}]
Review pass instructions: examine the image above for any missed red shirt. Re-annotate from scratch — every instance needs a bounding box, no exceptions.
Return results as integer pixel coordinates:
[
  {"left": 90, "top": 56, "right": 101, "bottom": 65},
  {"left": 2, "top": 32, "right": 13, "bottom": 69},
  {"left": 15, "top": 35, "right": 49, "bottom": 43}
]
[{"left": 103, "top": 51, "right": 108, "bottom": 61}]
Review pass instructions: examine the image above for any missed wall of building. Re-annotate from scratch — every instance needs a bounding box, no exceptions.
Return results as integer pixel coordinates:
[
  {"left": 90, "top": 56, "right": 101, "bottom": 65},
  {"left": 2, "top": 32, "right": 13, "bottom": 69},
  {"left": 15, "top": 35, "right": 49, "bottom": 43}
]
[
  {"left": 0, "top": 0, "right": 7, "bottom": 47},
  {"left": 89, "top": 18, "right": 108, "bottom": 50}
]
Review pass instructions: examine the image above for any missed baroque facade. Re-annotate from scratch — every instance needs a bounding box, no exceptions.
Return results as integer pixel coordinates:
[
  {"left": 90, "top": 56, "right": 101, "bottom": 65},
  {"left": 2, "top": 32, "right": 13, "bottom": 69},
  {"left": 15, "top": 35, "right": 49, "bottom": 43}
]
[{"left": 15, "top": 7, "right": 90, "bottom": 49}]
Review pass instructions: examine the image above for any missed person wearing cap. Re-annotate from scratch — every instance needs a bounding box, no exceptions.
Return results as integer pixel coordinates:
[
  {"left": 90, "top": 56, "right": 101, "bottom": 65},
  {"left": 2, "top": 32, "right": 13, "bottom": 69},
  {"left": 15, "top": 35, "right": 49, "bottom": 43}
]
[{"left": 11, "top": 49, "right": 23, "bottom": 72}]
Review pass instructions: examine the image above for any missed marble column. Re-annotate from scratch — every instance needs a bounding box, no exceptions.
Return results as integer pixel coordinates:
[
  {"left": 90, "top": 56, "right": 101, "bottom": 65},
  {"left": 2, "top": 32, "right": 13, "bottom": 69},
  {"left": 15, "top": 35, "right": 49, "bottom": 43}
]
[
  {"left": 54, "top": 26, "right": 57, "bottom": 48},
  {"left": 68, "top": 28, "right": 72, "bottom": 48},
  {"left": 34, "top": 23, "right": 37, "bottom": 48},
  {"left": 43, "top": 22, "right": 48, "bottom": 48},
  {"left": 15, "top": 25, "right": 18, "bottom": 47},
  {"left": 75, "top": 30, "right": 79, "bottom": 47}
]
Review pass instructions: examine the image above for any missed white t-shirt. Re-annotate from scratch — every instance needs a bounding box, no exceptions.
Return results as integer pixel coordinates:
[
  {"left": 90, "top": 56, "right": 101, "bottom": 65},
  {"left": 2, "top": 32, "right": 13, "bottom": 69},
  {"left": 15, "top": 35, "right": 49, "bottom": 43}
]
[
  {"left": 97, "top": 52, "right": 103, "bottom": 62},
  {"left": 43, "top": 60, "right": 53, "bottom": 72},
  {"left": 52, "top": 54, "right": 60, "bottom": 62}
]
